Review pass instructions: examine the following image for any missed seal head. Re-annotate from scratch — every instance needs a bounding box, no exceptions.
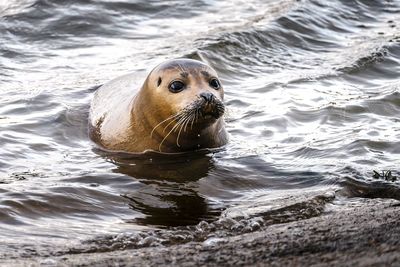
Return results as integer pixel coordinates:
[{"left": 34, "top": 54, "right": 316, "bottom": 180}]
[{"left": 89, "top": 58, "right": 228, "bottom": 153}]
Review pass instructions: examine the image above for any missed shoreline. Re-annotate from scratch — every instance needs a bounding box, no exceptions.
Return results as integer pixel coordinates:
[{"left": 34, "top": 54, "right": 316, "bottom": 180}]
[{"left": 3, "top": 197, "right": 399, "bottom": 266}]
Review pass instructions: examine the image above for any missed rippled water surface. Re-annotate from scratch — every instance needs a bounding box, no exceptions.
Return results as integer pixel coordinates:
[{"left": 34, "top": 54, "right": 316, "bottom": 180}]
[{"left": 1, "top": 0, "right": 400, "bottom": 259}]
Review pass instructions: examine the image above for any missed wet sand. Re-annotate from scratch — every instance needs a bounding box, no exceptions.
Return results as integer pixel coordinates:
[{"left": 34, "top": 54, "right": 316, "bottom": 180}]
[{"left": 4, "top": 197, "right": 399, "bottom": 266}]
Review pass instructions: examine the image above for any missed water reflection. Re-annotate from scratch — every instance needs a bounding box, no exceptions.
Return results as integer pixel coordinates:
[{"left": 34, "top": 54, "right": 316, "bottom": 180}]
[{"left": 107, "top": 150, "right": 219, "bottom": 227}]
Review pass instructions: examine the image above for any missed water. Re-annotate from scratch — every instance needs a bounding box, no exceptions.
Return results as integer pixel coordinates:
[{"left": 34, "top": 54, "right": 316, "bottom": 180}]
[{"left": 1, "top": 0, "right": 399, "bottom": 259}]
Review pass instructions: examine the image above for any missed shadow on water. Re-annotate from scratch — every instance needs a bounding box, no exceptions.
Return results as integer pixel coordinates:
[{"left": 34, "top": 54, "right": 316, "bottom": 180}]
[
  {"left": 96, "top": 147, "right": 338, "bottom": 227},
  {"left": 100, "top": 150, "right": 220, "bottom": 227}
]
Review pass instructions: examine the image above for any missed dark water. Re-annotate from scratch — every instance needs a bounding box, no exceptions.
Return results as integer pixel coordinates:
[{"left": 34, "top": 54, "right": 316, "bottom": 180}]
[{"left": 1, "top": 0, "right": 400, "bottom": 260}]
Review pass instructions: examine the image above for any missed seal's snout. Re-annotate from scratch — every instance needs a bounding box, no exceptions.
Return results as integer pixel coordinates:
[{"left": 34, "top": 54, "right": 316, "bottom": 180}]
[
  {"left": 200, "top": 92, "right": 215, "bottom": 103},
  {"left": 198, "top": 92, "right": 224, "bottom": 119}
]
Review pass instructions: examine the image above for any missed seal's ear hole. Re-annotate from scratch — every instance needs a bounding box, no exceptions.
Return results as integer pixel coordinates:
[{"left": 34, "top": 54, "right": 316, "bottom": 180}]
[{"left": 157, "top": 77, "right": 162, "bottom": 87}]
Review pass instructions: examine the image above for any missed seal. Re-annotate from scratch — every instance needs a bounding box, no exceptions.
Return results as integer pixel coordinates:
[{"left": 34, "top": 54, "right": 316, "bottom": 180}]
[{"left": 89, "top": 58, "right": 228, "bottom": 153}]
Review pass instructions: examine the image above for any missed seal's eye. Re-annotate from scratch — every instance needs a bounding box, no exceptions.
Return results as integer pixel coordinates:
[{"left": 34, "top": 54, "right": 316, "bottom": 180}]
[
  {"left": 209, "top": 78, "right": 221, "bottom": 90},
  {"left": 169, "top": 81, "right": 185, "bottom": 93}
]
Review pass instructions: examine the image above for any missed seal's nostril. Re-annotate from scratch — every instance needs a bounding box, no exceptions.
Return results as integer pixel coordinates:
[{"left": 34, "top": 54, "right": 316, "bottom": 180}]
[{"left": 200, "top": 92, "right": 214, "bottom": 103}]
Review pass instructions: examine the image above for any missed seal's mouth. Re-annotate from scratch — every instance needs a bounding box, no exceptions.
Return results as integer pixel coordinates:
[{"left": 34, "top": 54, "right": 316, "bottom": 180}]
[
  {"left": 170, "top": 96, "right": 224, "bottom": 131},
  {"left": 198, "top": 97, "right": 225, "bottom": 120}
]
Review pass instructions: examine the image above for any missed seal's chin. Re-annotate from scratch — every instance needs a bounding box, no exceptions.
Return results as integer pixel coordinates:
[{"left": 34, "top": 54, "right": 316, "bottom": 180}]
[{"left": 201, "top": 113, "right": 215, "bottom": 120}]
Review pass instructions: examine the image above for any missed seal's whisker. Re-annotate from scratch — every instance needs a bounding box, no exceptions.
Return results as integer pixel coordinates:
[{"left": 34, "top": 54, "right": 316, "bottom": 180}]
[
  {"left": 190, "top": 113, "right": 195, "bottom": 130},
  {"left": 150, "top": 113, "right": 181, "bottom": 138},
  {"left": 159, "top": 123, "right": 179, "bottom": 151},
  {"left": 176, "top": 122, "right": 184, "bottom": 147},
  {"left": 176, "top": 113, "right": 191, "bottom": 147},
  {"left": 184, "top": 112, "right": 195, "bottom": 132},
  {"left": 194, "top": 107, "right": 200, "bottom": 124},
  {"left": 159, "top": 113, "right": 187, "bottom": 151},
  {"left": 163, "top": 113, "right": 182, "bottom": 133},
  {"left": 162, "top": 112, "right": 185, "bottom": 133},
  {"left": 190, "top": 110, "right": 196, "bottom": 130},
  {"left": 190, "top": 111, "right": 196, "bottom": 130}
]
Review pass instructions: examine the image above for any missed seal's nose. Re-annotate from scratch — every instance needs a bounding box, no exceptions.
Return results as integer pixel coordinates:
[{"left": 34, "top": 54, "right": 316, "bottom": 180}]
[{"left": 200, "top": 92, "right": 215, "bottom": 103}]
